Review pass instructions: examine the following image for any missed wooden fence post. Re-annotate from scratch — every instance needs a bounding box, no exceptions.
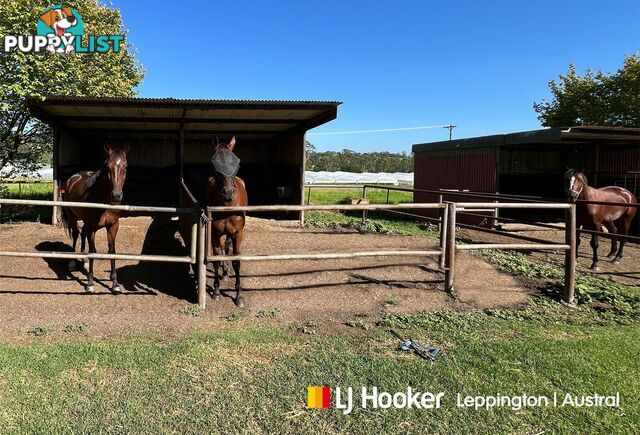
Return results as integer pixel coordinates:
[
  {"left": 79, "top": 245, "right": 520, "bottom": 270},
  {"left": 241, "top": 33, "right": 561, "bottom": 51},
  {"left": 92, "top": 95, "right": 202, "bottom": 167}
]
[
  {"left": 564, "top": 204, "right": 576, "bottom": 304},
  {"left": 444, "top": 202, "right": 456, "bottom": 293}
]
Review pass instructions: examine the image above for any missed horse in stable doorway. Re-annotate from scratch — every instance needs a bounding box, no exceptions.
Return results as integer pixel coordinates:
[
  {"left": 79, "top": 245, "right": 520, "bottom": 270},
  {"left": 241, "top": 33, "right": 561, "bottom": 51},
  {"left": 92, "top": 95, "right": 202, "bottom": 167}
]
[
  {"left": 564, "top": 169, "right": 637, "bottom": 271},
  {"left": 60, "top": 145, "right": 129, "bottom": 293},
  {"left": 206, "top": 136, "right": 248, "bottom": 307}
]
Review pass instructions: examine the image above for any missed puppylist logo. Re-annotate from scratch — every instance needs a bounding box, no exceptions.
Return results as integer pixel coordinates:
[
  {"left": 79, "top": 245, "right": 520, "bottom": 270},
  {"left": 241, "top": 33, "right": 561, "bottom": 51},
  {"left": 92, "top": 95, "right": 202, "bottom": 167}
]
[{"left": 3, "top": 5, "right": 124, "bottom": 54}]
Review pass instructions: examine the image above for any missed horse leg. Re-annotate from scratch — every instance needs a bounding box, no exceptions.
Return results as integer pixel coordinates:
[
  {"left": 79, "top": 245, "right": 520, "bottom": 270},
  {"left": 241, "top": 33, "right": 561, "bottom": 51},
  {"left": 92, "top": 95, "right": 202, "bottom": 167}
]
[
  {"left": 211, "top": 234, "right": 225, "bottom": 301},
  {"left": 575, "top": 226, "right": 581, "bottom": 260},
  {"left": 604, "top": 221, "right": 618, "bottom": 260},
  {"left": 85, "top": 228, "right": 97, "bottom": 293},
  {"left": 221, "top": 237, "right": 231, "bottom": 280},
  {"left": 231, "top": 230, "right": 245, "bottom": 308},
  {"left": 69, "top": 223, "right": 79, "bottom": 272},
  {"left": 613, "top": 217, "right": 632, "bottom": 265},
  {"left": 107, "top": 221, "right": 122, "bottom": 293},
  {"left": 80, "top": 225, "right": 89, "bottom": 270},
  {"left": 589, "top": 231, "right": 600, "bottom": 271}
]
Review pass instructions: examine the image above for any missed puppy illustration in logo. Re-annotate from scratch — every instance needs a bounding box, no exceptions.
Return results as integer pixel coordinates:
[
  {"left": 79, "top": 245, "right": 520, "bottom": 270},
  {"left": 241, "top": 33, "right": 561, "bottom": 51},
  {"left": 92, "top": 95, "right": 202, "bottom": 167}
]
[{"left": 39, "top": 6, "right": 78, "bottom": 53}]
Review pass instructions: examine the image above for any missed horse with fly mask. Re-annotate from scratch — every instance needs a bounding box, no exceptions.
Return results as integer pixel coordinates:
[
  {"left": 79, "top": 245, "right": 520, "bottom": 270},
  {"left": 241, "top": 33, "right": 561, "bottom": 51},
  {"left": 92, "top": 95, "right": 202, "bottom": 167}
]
[{"left": 206, "top": 136, "right": 248, "bottom": 307}]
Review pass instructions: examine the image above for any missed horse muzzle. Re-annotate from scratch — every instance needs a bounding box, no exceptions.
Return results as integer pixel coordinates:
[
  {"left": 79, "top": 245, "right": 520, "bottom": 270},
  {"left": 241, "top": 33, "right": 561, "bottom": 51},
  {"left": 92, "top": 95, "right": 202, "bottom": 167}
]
[
  {"left": 111, "top": 191, "right": 123, "bottom": 203},
  {"left": 565, "top": 190, "right": 579, "bottom": 202},
  {"left": 221, "top": 188, "right": 236, "bottom": 202}
]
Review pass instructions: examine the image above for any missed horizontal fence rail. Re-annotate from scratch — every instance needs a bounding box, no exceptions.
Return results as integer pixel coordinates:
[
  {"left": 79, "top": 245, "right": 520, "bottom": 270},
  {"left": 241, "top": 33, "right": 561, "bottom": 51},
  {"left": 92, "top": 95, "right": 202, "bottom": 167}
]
[
  {"left": 0, "top": 198, "right": 199, "bottom": 214},
  {"left": 0, "top": 251, "right": 194, "bottom": 263},
  {"left": 207, "top": 203, "right": 445, "bottom": 212},
  {"left": 207, "top": 250, "right": 442, "bottom": 262}
]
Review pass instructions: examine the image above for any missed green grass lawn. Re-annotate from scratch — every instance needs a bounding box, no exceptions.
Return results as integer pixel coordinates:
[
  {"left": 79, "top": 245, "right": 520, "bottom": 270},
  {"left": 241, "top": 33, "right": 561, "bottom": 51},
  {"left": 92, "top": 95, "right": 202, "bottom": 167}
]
[
  {"left": 0, "top": 181, "right": 53, "bottom": 223},
  {"left": 305, "top": 186, "right": 413, "bottom": 205},
  {"left": 0, "top": 309, "right": 637, "bottom": 433}
]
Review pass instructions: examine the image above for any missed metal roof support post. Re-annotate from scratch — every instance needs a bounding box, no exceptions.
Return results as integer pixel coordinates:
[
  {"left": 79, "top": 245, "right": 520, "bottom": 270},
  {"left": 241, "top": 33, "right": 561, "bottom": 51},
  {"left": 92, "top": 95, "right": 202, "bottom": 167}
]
[
  {"left": 178, "top": 120, "right": 184, "bottom": 206},
  {"left": 52, "top": 126, "right": 60, "bottom": 225}
]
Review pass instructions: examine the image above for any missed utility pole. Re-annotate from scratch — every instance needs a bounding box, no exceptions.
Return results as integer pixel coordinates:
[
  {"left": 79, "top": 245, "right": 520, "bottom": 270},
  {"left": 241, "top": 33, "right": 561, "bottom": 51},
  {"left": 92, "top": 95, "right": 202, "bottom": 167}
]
[{"left": 444, "top": 124, "right": 457, "bottom": 141}]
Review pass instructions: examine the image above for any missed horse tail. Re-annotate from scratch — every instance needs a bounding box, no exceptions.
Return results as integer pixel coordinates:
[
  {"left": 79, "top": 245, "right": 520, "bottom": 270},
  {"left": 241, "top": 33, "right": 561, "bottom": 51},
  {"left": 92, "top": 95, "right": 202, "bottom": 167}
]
[{"left": 58, "top": 182, "right": 72, "bottom": 238}]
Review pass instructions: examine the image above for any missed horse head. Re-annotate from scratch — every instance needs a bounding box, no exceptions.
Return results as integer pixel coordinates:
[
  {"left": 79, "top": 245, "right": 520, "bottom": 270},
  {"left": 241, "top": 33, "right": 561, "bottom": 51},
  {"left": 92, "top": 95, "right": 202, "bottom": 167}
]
[
  {"left": 104, "top": 144, "right": 129, "bottom": 204},
  {"left": 564, "top": 168, "right": 588, "bottom": 202},
  {"left": 211, "top": 136, "right": 240, "bottom": 202}
]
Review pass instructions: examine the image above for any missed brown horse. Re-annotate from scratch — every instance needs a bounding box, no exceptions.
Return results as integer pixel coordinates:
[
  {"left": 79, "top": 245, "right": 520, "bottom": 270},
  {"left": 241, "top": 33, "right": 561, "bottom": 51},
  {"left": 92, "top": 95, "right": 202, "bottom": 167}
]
[
  {"left": 60, "top": 145, "right": 129, "bottom": 293},
  {"left": 564, "top": 169, "right": 637, "bottom": 270},
  {"left": 206, "top": 136, "right": 248, "bottom": 307}
]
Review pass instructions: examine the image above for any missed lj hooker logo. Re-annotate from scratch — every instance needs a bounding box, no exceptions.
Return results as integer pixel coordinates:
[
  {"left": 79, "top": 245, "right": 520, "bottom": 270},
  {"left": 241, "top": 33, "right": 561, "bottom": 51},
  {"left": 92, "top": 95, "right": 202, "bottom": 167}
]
[
  {"left": 308, "top": 386, "right": 444, "bottom": 415},
  {"left": 3, "top": 4, "right": 124, "bottom": 54}
]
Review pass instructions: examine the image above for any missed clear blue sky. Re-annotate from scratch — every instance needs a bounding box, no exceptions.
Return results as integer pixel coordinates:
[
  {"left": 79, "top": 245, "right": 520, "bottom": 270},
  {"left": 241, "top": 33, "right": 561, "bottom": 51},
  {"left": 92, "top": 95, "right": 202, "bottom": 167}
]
[{"left": 118, "top": 0, "right": 639, "bottom": 153}]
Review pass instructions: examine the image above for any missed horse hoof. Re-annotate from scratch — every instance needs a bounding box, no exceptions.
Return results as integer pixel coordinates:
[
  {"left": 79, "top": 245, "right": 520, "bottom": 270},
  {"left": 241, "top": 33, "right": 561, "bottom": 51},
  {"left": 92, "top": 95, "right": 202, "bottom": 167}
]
[
  {"left": 613, "top": 259, "right": 621, "bottom": 265},
  {"left": 221, "top": 273, "right": 229, "bottom": 281},
  {"left": 590, "top": 265, "right": 599, "bottom": 272},
  {"left": 68, "top": 260, "right": 76, "bottom": 272},
  {"left": 213, "top": 293, "right": 221, "bottom": 301},
  {"left": 235, "top": 297, "right": 245, "bottom": 308},
  {"left": 85, "top": 285, "right": 95, "bottom": 293},
  {"left": 111, "top": 285, "right": 123, "bottom": 294}
]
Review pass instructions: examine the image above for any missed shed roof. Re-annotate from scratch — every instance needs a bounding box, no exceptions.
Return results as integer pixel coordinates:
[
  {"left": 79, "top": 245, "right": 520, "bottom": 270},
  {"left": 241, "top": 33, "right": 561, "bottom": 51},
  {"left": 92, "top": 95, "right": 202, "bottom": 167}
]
[
  {"left": 412, "top": 127, "right": 640, "bottom": 153},
  {"left": 28, "top": 96, "right": 341, "bottom": 140}
]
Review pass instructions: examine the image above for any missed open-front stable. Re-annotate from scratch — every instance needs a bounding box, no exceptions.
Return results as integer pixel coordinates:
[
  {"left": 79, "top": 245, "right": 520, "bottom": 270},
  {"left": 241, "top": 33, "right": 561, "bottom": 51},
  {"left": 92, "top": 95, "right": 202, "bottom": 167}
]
[{"left": 28, "top": 96, "right": 341, "bottom": 222}]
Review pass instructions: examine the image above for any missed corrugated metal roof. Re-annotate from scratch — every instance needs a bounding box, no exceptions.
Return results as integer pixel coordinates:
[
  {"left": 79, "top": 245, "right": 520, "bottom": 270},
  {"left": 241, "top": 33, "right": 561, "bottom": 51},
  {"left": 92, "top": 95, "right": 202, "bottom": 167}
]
[
  {"left": 27, "top": 96, "right": 341, "bottom": 139},
  {"left": 30, "top": 95, "right": 341, "bottom": 108},
  {"left": 413, "top": 127, "right": 640, "bottom": 153}
]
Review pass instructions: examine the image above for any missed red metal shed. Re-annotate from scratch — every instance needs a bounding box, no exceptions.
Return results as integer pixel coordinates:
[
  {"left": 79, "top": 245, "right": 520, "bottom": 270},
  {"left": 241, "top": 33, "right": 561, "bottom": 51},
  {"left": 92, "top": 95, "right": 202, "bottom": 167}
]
[{"left": 412, "top": 127, "right": 640, "bottom": 226}]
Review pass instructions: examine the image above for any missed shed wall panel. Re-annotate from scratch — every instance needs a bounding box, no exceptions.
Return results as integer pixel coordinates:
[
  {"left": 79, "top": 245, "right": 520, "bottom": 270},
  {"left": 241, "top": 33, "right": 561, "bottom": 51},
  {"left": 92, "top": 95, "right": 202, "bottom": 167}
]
[{"left": 414, "top": 147, "right": 496, "bottom": 225}]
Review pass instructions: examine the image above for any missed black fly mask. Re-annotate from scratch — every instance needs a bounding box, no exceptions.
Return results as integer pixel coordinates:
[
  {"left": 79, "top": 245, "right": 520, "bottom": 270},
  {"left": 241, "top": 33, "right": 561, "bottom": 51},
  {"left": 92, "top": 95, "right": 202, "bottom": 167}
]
[
  {"left": 211, "top": 147, "right": 241, "bottom": 202},
  {"left": 211, "top": 149, "right": 240, "bottom": 178}
]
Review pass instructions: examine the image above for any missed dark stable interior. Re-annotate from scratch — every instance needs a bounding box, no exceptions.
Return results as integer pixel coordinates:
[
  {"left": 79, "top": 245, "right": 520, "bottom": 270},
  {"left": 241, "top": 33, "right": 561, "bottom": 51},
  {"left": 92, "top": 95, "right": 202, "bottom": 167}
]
[{"left": 56, "top": 132, "right": 304, "bottom": 214}]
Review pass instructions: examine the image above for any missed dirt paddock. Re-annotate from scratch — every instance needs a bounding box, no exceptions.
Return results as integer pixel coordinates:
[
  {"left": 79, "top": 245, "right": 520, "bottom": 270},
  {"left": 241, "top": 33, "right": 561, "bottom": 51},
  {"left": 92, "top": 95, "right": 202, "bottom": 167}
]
[{"left": 0, "top": 216, "right": 532, "bottom": 343}]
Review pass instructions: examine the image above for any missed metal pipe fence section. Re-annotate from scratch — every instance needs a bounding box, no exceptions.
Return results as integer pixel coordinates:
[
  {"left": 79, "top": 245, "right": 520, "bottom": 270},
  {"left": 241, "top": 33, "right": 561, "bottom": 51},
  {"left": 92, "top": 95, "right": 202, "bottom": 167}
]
[
  {"left": 0, "top": 196, "right": 205, "bottom": 303},
  {"left": 1, "top": 194, "right": 582, "bottom": 308}
]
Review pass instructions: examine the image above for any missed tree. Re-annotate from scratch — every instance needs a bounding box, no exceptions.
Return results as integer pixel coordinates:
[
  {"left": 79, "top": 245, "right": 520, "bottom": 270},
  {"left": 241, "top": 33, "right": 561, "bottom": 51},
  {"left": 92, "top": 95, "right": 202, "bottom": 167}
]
[
  {"left": 533, "top": 54, "right": 640, "bottom": 127},
  {"left": 0, "top": 0, "right": 145, "bottom": 177}
]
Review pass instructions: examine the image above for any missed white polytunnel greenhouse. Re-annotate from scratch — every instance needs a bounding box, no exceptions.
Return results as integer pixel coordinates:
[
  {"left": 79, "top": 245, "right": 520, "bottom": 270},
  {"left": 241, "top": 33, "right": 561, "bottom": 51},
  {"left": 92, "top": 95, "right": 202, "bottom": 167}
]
[{"left": 304, "top": 171, "right": 413, "bottom": 185}]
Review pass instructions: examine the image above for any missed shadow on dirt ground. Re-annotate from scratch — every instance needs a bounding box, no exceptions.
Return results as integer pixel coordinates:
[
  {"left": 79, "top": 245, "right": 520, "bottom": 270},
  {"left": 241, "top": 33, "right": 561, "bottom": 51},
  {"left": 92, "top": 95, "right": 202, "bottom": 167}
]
[{"left": 116, "top": 218, "right": 197, "bottom": 302}]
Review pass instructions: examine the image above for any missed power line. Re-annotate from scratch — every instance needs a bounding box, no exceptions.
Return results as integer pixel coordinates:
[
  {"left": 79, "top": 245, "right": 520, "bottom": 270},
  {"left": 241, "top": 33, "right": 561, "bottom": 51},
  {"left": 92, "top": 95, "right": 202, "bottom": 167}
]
[{"left": 308, "top": 124, "right": 451, "bottom": 136}]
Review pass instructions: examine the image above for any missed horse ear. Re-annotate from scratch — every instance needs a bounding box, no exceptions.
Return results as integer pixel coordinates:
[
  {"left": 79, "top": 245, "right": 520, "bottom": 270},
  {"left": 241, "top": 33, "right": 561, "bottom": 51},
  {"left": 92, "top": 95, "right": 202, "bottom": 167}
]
[
  {"left": 104, "top": 144, "right": 112, "bottom": 156},
  {"left": 124, "top": 144, "right": 130, "bottom": 154},
  {"left": 227, "top": 136, "right": 236, "bottom": 151},
  {"left": 213, "top": 136, "right": 219, "bottom": 148}
]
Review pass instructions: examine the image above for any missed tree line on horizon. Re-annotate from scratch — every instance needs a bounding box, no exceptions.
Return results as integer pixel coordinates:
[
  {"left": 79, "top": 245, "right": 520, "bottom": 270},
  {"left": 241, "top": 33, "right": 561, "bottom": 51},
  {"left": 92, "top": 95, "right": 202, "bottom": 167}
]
[{"left": 305, "top": 143, "right": 413, "bottom": 173}]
